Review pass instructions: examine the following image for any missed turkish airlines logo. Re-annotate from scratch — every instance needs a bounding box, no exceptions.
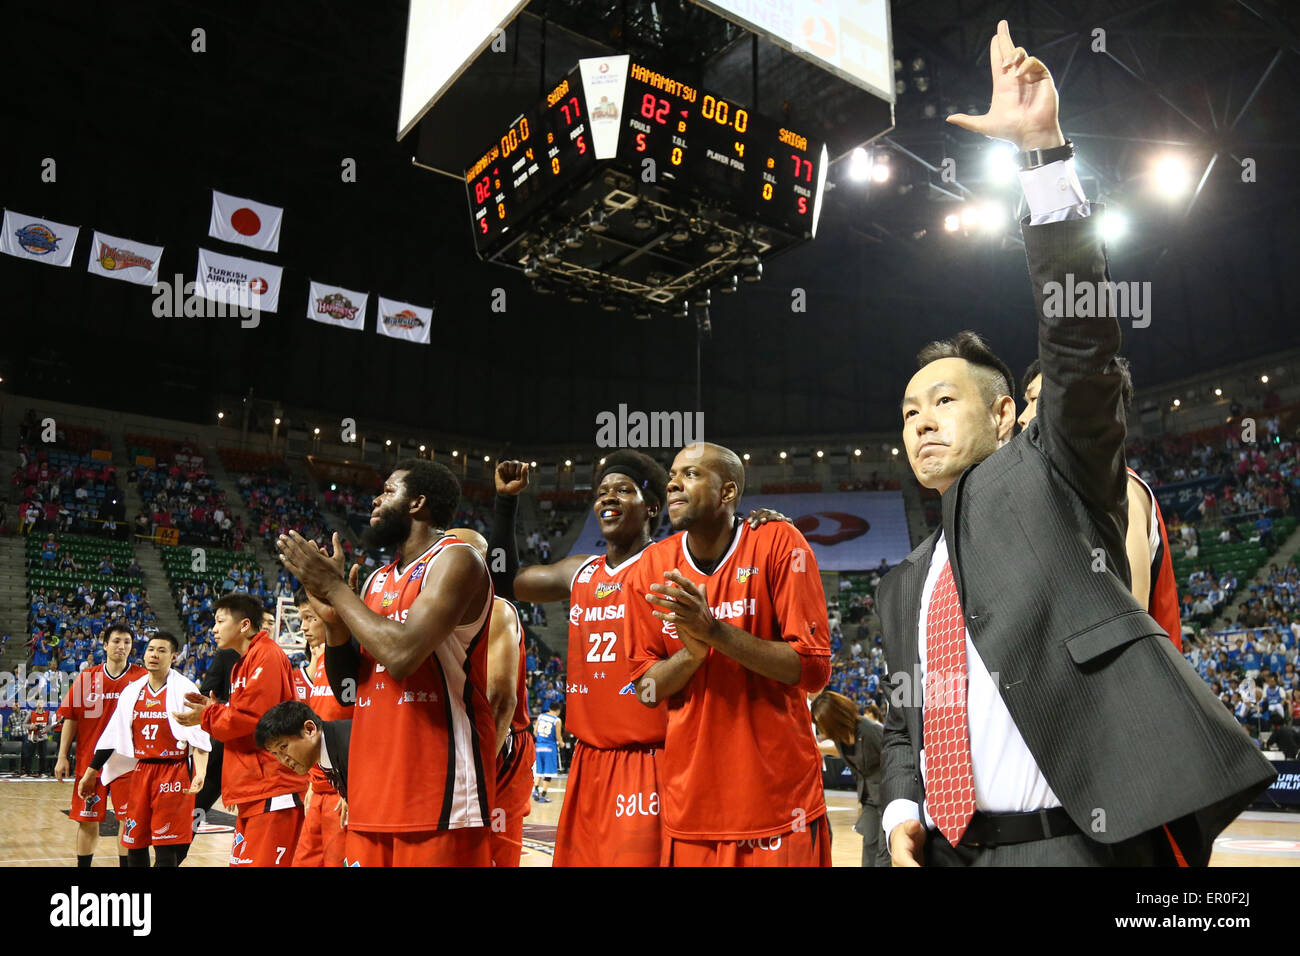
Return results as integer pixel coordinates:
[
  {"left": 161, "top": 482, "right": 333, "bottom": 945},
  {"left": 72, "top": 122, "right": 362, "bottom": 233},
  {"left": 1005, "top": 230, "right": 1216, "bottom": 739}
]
[{"left": 794, "top": 512, "right": 870, "bottom": 545}]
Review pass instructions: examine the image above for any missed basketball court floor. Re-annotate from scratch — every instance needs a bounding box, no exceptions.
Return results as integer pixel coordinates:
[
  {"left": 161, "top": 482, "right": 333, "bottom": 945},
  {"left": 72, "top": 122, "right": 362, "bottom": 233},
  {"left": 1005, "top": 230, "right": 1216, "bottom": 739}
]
[{"left": 2, "top": 773, "right": 1296, "bottom": 866}]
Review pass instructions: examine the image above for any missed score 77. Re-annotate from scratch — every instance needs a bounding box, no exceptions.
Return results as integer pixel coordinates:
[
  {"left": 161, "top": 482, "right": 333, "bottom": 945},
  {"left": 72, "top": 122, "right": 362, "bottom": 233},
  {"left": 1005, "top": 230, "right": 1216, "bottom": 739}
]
[{"left": 586, "top": 631, "right": 618, "bottom": 662}]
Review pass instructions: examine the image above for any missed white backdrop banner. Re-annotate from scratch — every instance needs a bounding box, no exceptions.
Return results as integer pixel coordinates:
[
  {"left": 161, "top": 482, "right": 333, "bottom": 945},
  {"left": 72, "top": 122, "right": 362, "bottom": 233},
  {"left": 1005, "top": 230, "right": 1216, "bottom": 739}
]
[
  {"left": 1, "top": 210, "right": 80, "bottom": 266},
  {"left": 375, "top": 296, "right": 433, "bottom": 344},
  {"left": 195, "top": 247, "right": 284, "bottom": 313},
  {"left": 307, "top": 281, "right": 368, "bottom": 330},
  {"left": 86, "top": 231, "right": 164, "bottom": 285}
]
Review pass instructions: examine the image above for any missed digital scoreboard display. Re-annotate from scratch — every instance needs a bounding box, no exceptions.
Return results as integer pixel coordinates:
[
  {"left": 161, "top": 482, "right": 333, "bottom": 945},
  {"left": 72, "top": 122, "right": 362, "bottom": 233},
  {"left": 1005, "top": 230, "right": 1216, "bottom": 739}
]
[
  {"left": 465, "top": 68, "right": 597, "bottom": 253},
  {"left": 465, "top": 56, "right": 827, "bottom": 257}
]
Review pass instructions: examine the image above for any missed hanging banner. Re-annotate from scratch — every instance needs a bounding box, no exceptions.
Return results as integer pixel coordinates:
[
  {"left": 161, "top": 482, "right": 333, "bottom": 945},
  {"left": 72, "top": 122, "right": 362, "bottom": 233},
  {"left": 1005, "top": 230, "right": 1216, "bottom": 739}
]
[
  {"left": 375, "top": 295, "right": 433, "bottom": 344},
  {"left": 1, "top": 209, "right": 80, "bottom": 266},
  {"left": 195, "top": 247, "right": 284, "bottom": 313},
  {"left": 208, "top": 189, "right": 283, "bottom": 252},
  {"left": 307, "top": 280, "right": 367, "bottom": 331},
  {"left": 86, "top": 230, "right": 164, "bottom": 285}
]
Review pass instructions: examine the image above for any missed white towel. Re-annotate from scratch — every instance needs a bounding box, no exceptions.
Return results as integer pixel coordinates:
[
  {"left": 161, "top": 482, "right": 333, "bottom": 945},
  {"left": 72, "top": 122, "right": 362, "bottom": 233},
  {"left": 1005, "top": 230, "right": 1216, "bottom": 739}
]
[{"left": 93, "top": 669, "right": 212, "bottom": 785}]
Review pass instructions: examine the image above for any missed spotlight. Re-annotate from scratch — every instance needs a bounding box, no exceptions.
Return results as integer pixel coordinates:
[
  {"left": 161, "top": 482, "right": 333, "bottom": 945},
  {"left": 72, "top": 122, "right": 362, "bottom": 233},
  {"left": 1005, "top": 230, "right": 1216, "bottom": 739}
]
[
  {"left": 1261, "top": 374, "right": 1270, "bottom": 384},
  {"left": 690, "top": 288, "right": 711, "bottom": 309},
  {"left": 668, "top": 219, "right": 692, "bottom": 242},
  {"left": 566, "top": 286, "right": 588, "bottom": 304},
  {"left": 484, "top": 455, "right": 490, "bottom": 462},
  {"left": 452, "top": 450, "right": 458, "bottom": 457},
  {"left": 217, "top": 411, "right": 225, "bottom": 420},
  {"left": 1172, "top": 398, "right": 1181, "bottom": 408},
  {"left": 586, "top": 208, "right": 607, "bottom": 232},
  {"left": 522, "top": 257, "right": 542, "bottom": 279},
  {"left": 913, "top": 76, "right": 929, "bottom": 93},
  {"left": 960, "top": 204, "right": 979, "bottom": 227},
  {"left": 273, "top": 417, "right": 281, "bottom": 425},
  {"left": 738, "top": 242, "right": 760, "bottom": 266},
  {"left": 564, "top": 459, "right": 572, "bottom": 467},
  {"left": 891, "top": 447, "right": 899, "bottom": 456},
  {"left": 530, "top": 461, "right": 538, "bottom": 468},
  {"left": 1214, "top": 388, "right": 1222, "bottom": 397},
  {"left": 541, "top": 242, "right": 563, "bottom": 263},
  {"left": 419, "top": 444, "right": 426, "bottom": 452},
  {"left": 330, "top": 483, "right": 337, "bottom": 492},
  {"left": 1153, "top": 155, "right": 1191, "bottom": 198},
  {"left": 703, "top": 233, "right": 726, "bottom": 255},
  {"left": 854, "top": 448, "right": 862, "bottom": 456},
  {"left": 716, "top": 275, "right": 739, "bottom": 295},
  {"left": 1101, "top": 210, "right": 1127, "bottom": 242},
  {"left": 600, "top": 457, "right": 607, "bottom": 465},
  {"left": 563, "top": 227, "right": 584, "bottom": 249},
  {"left": 816, "top": 450, "right": 824, "bottom": 458},
  {"left": 633, "top": 306, "right": 653, "bottom": 321},
  {"left": 632, "top": 209, "right": 654, "bottom": 230},
  {"left": 870, "top": 160, "right": 891, "bottom": 183},
  {"left": 986, "top": 144, "right": 1018, "bottom": 183},
  {"left": 848, "top": 147, "right": 871, "bottom": 183},
  {"left": 779, "top": 451, "right": 787, "bottom": 460},
  {"left": 742, "top": 453, "right": 750, "bottom": 461},
  {"left": 911, "top": 56, "right": 925, "bottom": 72},
  {"left": 598, "top": 296, "right": 620, "bottom": 312},
  {"left": 740, "top": 261, "right": 762, "bottom": 283},
  {"left": 943, "top": 213, "right": 960, "bottom": 232},
  {"left": 313, "top": 427, "right": 320, "bottom": 435},
  {"left": 385, "top": 439, "right": 392, "bottom": 446},
  {"left": 979, "top": 201, "right": 1007, "bottom": 233}
]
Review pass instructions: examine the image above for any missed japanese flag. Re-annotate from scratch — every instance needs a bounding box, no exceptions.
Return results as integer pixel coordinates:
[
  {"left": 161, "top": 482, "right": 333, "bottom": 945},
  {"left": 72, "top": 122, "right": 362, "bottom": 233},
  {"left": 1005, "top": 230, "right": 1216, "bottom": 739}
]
[{"left": 209, "top": 190, "right": 283, "bottom": 253}]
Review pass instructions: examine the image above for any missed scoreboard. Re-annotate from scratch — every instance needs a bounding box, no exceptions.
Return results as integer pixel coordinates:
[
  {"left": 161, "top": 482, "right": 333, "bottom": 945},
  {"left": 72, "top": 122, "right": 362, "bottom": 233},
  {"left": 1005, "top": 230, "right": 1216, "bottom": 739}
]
[{"left": 465, "top": 55, "right": 827, "bottom": 258}]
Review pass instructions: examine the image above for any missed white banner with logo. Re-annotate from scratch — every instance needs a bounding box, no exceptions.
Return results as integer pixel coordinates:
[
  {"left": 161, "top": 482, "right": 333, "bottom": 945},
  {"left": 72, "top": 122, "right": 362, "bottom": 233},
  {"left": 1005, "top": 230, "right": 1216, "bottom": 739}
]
[
  {"left": 375, "top": 296, "right": 433, "bottom": 344},
  {"left": 208, "top": 190, "right": 283, "bottom": 252},
  {"left": 85, "top": 230, "right": 164, "bottom": 285},
  {"left": 579, "top": 54, "right": 630, "bottom": 160},
  {"left": 195, "top": 247, "right": 284, "bottom": 313},
  {"left": 306, "top": 280, "right": 368, "bottom": 331},
  {"left": 1, "top": 209, "right": 80, "bottom": 266}
]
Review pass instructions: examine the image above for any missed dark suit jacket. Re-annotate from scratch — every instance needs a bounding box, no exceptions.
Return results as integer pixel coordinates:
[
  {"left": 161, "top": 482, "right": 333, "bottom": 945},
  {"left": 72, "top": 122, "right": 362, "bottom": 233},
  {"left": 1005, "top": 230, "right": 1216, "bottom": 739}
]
[
  {"left": 836, "top": 717, "right": 884, "bottom": 809},
  {"left": 878, "top": 212, "right": 1275, "bottom": 866},
  {"left": 319, "top": 719, "right": 352, "bottom": 801}
]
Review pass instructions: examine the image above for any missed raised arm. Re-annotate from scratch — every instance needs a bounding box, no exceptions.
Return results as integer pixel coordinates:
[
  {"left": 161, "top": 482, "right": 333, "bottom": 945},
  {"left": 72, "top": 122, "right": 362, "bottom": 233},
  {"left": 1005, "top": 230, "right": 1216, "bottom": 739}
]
[{"left": 489, "top": 460, "right": 590, "bottom": 603}]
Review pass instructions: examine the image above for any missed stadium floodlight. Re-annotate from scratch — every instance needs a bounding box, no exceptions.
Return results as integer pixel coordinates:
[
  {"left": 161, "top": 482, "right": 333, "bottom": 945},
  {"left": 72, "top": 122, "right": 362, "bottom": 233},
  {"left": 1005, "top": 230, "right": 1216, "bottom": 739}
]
[
  {"left": 979, "top": 201, "right": 1007, "bottom": 233},
  {"left": 217, "top": 411, "right": 224, "bottom": 420},
  {"left": 986, "top": 144, "right": 1018, "bottom": 184},
  {"left": 871, "top": 156, "right": 891, "bottom": 183},
  {"left": 385, "top": 439, "right": 392, "bottom": 446},
  {"left": 564, "top": 459, "right": 572, "bottom": 467},
  {"left": 943, "top": 213, "right": 960, "bottom": 232},
  {"left": 1261, "top": 374, "right": 1270, "bottom": 384},
  {"left": 452, "top": 450, "right": 458, "bottom": 456},
  {"left": 1154, "top": 155, "right": 1191, "bottom": 198},
  {"left": 419, "top": 444, "right": 426, "bottom": 452},
  {"left": 530, "top": 461, "right": 538, "bottom": 468},
  {"left": 816, "top": 450, "right": 824, "bottom": 458},
  {"left": 854, "top": 448, "right": 862, "bottom": 456},
  {"left": 742, "top": 453, "right": 750, "bottom": 461},
  {"left": 1213, "top": 388, "right": 1222, "bottom": 397},
  {"left": 1172, "top": 398, "right": 1181, "bottom": 408},
  {"left": 274, "top": 417, "right": 281, "bottom": 425},
  {"left": 313, "top": 427, "right": 320, "bottom": 435},
  {"left": 960, "top": 204, "right": 979, "bottom": 227},
  {"left": 1101, "top": 210, "right": 1127, "bottom": 242},
  {"left": 891, "top": 447, "right": 899, "bottom": 456},
  {"left": 848, "top": 147, "right": 871, "bottom": 182},
  {"left": 483, "top": 455, "right": 490, "bottom": 462}
]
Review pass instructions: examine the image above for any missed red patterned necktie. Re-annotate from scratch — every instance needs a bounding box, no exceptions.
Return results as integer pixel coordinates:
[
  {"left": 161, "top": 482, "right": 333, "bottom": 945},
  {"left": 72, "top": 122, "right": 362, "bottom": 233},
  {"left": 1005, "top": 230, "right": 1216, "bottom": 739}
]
[{"left": 924, "top": 560, "right": 977, "bottom": 844}]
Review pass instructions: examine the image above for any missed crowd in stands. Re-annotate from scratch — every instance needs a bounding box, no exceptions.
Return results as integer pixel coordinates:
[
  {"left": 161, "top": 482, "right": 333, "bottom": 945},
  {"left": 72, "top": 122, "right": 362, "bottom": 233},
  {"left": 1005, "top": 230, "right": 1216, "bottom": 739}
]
[
  {"left": 25, "top": 583, "right": 159, "bottom": 677},
  {"left": 839, "top": 475, "right": 902, "bottom": 491},
  {"left": 132, "top": 458, "right": 239, "bottom": 549},
  {"left": 236, "top": 472, "right": 332, "bottom": 555},
  {"left": 10, "top": 412, "right": 125, "bottom": 540}
]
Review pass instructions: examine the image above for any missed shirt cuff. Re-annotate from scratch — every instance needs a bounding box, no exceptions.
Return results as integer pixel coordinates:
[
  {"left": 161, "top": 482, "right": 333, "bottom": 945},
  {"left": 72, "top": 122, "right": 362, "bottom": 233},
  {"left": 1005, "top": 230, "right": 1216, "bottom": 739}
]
[
  {"left": 1020, "top": 157, "right": 1089, "bottom": 224},
  {"left": 881, "top": 798, "right": 923, "bottom": 840}
]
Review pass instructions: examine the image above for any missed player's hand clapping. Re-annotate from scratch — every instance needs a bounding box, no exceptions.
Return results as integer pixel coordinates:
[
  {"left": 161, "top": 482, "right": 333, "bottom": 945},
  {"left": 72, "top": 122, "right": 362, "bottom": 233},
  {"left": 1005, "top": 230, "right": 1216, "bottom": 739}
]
[
  {"left": 278, "top": 531, "right": 347, "bottom": 600},
  {"left": 495, "top": 460, "right": 530, "bottom": 496},
  {"left": 174, "top": 690, "right": 218, "bottom": 727},
  {"left": 646, "top": 569, "right": 718, "bottom": 659}
]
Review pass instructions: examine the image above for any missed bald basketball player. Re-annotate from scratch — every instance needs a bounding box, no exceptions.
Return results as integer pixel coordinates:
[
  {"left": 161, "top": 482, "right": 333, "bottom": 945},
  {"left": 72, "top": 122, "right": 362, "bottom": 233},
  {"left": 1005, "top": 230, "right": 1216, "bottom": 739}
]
[
  {"left": 1019, "top": 359, "right": 1182, "bottom": 650},
  {"left": 624, "top": 442, "right": 833, "bottom": 866},
  {"left": 447, "top": 526, "right": 534, "bottom": 866}
]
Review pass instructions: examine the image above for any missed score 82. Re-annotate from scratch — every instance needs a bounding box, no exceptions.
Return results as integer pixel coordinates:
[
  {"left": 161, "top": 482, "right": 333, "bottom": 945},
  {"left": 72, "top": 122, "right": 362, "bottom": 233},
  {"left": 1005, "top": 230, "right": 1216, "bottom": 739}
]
[{"left": 640, "top": 93, "right": 670, "bottom": 125}]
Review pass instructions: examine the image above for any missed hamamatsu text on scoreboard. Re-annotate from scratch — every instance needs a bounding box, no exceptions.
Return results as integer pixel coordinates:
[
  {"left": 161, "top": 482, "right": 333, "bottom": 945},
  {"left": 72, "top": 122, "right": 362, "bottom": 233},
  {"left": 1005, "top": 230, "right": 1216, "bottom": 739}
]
[{"left": 464, "top": 55, "right": 828, "bottom": 257}]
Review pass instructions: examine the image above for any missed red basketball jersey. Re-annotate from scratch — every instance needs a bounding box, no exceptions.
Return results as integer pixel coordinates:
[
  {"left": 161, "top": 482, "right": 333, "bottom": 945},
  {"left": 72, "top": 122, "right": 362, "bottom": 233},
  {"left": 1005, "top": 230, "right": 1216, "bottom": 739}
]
[
  {"left": 306, "top": 653, "right": 352, "bottom": 794},
  {"left": 625, "top": 520, "right": 830, "bottom": 841},
  {"left": 350, "top": 536, "right": 496, "bottom": 832},
  {"left": 565, "top": 551, "right": 668, "bottom": 749},
  {"left": 1128, "top": 468, "right": 1182, "bottom": 651},
  {"left": 292, "top": 664, "right": 312, "bottom": 703},
  {"left": 131, "top": 683, "right": 186, "bottom": 760},
  {"left": 498, "top": 599, "right": 531, "bottom": 733},
  {"left": 58, "top": 663, "right": 148, "bottom": 774}
]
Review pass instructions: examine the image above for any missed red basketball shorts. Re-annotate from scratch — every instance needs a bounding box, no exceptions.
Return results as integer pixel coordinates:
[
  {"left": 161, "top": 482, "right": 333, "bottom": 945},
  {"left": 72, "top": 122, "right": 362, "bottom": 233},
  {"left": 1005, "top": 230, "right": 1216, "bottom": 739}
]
[{"left": 553, "top": 741, "right": 662, "bottom": 867}]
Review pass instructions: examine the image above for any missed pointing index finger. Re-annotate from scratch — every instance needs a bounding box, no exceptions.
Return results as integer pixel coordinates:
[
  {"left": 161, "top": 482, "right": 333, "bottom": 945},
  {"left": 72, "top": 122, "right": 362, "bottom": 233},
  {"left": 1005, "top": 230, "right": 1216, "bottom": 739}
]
[{"left": 996, "top": 19, "right": 1015, "bottom": 66}]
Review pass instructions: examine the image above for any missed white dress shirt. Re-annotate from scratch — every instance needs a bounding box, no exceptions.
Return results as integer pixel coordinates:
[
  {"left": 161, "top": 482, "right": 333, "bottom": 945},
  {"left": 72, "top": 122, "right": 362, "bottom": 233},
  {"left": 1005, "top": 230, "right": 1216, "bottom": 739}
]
[{"left": 882, "top": 158, "right": 1089, "bottom": 842}]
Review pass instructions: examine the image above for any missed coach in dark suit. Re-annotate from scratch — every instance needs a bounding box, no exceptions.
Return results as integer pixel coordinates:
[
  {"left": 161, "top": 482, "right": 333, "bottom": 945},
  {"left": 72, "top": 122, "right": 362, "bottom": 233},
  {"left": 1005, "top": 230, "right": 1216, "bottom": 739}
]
[
  {"left": 254, "top": 701, "right": 352, "bottom": 800},
  {"left": 879, "top": 21, "right": 1274, "bottom": 867}
]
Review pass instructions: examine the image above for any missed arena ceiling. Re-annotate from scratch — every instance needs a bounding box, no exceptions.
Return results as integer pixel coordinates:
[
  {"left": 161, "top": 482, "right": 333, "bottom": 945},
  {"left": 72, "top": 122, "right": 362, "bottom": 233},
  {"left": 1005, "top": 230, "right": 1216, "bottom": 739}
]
[{"left": 2, "top": 0, "right": 1297, "bottom": 447}]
